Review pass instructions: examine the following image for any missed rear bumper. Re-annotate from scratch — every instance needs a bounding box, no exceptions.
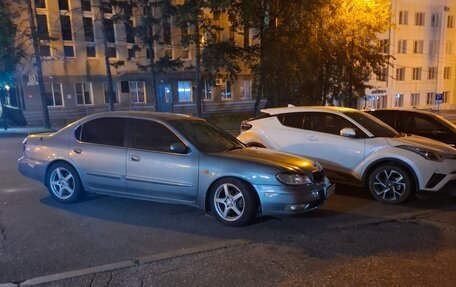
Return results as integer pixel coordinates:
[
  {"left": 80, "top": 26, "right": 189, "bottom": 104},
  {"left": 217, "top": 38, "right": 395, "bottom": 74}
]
[
  {"left": 254, "top": 178, "right": 335, "bottom": 216},
  {"left": 18, "top": 156, "right": 47, "bottom": 183}
]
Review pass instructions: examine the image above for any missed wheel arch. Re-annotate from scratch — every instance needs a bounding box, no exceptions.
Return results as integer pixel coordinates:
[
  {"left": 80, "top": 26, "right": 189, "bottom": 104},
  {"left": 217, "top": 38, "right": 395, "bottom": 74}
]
[
  {"left": 204, "top": 176, "right": 261, "bottom": 212},
  {"left": 44, "top": 159, "right": 84, "bottom": 189},
  {"left": 362, "top": 158, "right": 419, "bottom": 191}
]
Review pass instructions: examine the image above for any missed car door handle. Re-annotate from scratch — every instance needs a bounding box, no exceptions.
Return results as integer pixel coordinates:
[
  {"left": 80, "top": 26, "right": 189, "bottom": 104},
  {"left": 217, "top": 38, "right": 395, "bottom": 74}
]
[
  {"left": 130, "top": 155, "right": 141, "bottom": 162},
  {"left": 73, "top": 148, "right": 82, "bottom": 154}
]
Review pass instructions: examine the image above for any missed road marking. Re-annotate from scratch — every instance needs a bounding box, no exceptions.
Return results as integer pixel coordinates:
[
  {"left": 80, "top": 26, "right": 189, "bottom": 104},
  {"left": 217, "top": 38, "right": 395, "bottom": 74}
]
[{"left": 5, "top": 239, "right": 249, "bottom": 287}]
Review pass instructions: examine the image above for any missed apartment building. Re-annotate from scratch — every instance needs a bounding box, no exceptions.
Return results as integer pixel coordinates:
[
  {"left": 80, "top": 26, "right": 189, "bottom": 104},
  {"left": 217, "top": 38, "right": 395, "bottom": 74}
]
[
  {"left": 362, "top": 0, "right": 456, "bottom": 111},
  {"left": 11, "top": 0, "right": 256, "bottom": 126}
]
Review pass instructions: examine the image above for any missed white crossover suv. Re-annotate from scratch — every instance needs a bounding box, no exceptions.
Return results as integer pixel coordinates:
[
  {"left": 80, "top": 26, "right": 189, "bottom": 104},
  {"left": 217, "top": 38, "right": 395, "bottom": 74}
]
[{"left": 238, "top": 106, "right": 456, "bottom": 204}]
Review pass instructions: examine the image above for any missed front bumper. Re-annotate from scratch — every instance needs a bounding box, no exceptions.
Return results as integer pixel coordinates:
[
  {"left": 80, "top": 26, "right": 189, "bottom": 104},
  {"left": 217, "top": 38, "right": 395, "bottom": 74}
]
[
  {"left": 419, "top": 159, "right": 456, "bottom": 192},
  {"left": 254, "top": 178, "right": 335, "bottom": 216}
]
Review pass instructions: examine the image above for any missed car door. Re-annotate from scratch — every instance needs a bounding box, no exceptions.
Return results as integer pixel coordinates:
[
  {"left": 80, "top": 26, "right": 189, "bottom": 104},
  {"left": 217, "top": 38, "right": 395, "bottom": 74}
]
[
  {"left": 305, "top": 112, "right": 366, "bottom": 181},
  {"left": 126, "top": 118, "right": 199, "bottom": 202},
  {"left": 70, "top": 117, "right": 128, "bottom": 194},
  {"left": 411, "top": 113, "right": 454, "bottom": 144}
]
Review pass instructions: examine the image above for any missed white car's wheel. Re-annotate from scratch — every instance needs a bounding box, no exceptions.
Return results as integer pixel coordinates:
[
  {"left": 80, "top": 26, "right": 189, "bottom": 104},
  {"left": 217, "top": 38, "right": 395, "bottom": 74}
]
[
  {"left": 46, "top": 162, "right": 84, "bottom": 203},
  {"left": 368, "top": 165, "right": 413, "bottom": 204},
  {"left": 210, "top": 178, "right": 258, "bottom": 226}
]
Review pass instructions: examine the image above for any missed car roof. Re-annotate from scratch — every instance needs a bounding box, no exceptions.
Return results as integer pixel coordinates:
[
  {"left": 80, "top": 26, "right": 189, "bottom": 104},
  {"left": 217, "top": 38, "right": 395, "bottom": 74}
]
[
  {"left": 366, "top": 108, "right": 438, "bottom": 117},
  {"left": 260, "top": 106, "right": 358, "bottom": 115},
  {"left": 81, "top": 111, "right": 201, "bottom": 122}
]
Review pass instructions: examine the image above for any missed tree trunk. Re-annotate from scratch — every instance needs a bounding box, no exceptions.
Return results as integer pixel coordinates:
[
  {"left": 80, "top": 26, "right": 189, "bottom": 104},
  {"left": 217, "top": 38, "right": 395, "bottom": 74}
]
[
  {"left": 26, "top": 0, "right": 50, "bottom": 128},
  {"left": 253, "top": 0, "right": 267, "bottom": 117},
  {"left": 99, "top": 6, "right": 115, "bottom": 112},
  {"left": 146, "top": 2, "right": 159, "bottom": 111},
  {"left": 194, "top": 2, "right": 202, "bottom": 118}
]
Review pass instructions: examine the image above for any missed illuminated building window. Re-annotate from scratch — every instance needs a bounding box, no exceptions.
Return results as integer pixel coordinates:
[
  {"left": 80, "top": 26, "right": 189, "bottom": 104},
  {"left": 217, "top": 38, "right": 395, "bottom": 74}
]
[
  {"left": 221, "top": 81, "right": 232, "bottom": 100},
  {"left": 410, "top": 93, "right": 420, "bottom": 106},
  {"left": 394, "top": 94, "right": 404, "bottom": 107},
  {"left": 75, "top": 82, "right": 93, "bottom": 105},
  {"left": 178, "top": 81, "right": 192, "bottom": 102},
  {"left": 129, "top": 81, "right": 145, "bottom": 103},
  {"left": 45, "top": 83, "right": 64, "bottom": 107}
]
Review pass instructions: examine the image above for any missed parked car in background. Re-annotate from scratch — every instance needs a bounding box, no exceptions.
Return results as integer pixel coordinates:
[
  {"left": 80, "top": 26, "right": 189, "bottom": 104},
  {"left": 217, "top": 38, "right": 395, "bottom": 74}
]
[
  {"left": 238, "top": 106, "right": 456, "bottom": 204},
  {"left": 366, "top": 109, "right": 456, "bottom": 148},
  {"left": 18, "top": 112, "right": 334, "bottom": 226}
]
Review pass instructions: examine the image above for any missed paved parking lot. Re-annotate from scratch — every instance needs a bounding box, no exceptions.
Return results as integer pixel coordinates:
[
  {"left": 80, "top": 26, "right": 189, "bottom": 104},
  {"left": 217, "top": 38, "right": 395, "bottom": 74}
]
[{"left": 0, "top": 134, "right": 455, "bottom": 286}]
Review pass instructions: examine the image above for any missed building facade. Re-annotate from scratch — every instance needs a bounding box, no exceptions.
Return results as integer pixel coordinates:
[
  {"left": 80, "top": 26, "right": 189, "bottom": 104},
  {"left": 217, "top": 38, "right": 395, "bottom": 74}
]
[
  {"left": 362, "top": 0, "right": 456, "bottom": 111},
  {"left": 10, "top": 0, "right": 258, "bottom": 126}
]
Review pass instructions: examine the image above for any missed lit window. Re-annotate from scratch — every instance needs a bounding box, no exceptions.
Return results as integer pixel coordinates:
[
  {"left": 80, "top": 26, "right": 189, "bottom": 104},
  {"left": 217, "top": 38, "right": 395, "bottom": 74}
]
[
  {"left": 241, "top": 80, "right": 252, "bottom": 99},
  {"left": 394, "top": 94, "right": 404, "bottom": 107},
  {"left": 45, "top": 83, "right": 64, "bottom": 106},
  {"left": 75, "top": 83, "right": 93, "bottom": 105},
  {"left": 129, "top": 81, "right": 145, "bottom": 103},
  {"left": 203, "top": 82, "right": 212, "bottom": 100},
  {"left": 178, "top": 81, "right": 192, "bottom": 102},
  {"left": 221, "top": 81, "right": 232, "bottom": 100},
  {"left": 410, "top": 93, "right": 420, "bottom": 106}
]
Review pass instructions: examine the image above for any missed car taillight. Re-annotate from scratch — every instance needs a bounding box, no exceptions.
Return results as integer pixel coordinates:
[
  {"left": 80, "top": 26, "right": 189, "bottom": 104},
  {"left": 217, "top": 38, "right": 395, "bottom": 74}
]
[{"left": 240, "top": 121, "right": 252, "bottom": 132}]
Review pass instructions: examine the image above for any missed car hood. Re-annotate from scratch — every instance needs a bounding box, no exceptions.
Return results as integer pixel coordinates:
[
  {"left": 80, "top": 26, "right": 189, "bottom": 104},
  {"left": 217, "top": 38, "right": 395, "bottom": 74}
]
[
  {"left": 386, "top": 135, "right": 456, "bottom": 154},
  {"left": 214, "top": 147, "right": 321, "bottom": 173}
]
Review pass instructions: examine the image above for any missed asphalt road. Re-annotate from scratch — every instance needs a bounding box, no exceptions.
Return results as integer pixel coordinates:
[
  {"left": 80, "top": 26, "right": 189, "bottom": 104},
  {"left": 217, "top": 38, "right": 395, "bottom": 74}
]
[{"left": 0, "top": 134, "right": 455, "bottom": 286}]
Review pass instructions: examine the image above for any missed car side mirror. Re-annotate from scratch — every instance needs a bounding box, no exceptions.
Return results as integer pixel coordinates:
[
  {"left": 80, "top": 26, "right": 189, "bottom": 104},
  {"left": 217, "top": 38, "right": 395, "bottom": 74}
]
[
  {"left": 340, "top": 127, "right": 357, "bottom": 138},
  {"left": 170, "top": 142, "right": 188, "bottom": 154}
]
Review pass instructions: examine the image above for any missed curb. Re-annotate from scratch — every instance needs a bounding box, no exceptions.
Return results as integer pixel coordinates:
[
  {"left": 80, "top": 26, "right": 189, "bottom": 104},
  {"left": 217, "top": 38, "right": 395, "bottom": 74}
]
[{"left": 4, "top": 239, "right": 249, "bottom": 287}]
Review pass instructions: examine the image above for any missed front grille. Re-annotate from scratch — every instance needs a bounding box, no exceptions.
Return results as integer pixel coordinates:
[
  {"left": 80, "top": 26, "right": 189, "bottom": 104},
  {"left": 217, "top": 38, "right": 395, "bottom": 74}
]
[{"left": 312, "top": 169, "right": 325, "bottom": 183}]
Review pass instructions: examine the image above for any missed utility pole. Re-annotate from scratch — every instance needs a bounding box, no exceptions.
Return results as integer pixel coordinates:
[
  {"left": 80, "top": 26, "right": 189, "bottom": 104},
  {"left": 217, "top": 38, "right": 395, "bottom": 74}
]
[
  {"left": 99, "top": 1, "right": 115, "bottom": 112},
  {"left": 26, "top": 0, "right": 51, "bottom": 128}
]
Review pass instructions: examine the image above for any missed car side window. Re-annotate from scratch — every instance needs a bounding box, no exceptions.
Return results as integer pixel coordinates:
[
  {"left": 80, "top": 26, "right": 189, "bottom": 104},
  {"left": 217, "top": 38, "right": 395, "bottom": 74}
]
[
  {"left": 277, "top": 112, "right": 306, "bottom": 129},
  {"left": 397, "top": 112, "right": 413, "bottom": 133},
  {"left": 79, "top": 117, "right": 127, "bottom": 147},
  {"left": 370, "top": 111, "right": 396, "bottom": 128},
  {"left": 131, "top": 119, "right": 184, "bottom": 153},
  {"left": 309, "top": 112, "right": 362, "bottom": 137},
  {"left": 413, "top": 114, "right": 447, "bottom": 133}
]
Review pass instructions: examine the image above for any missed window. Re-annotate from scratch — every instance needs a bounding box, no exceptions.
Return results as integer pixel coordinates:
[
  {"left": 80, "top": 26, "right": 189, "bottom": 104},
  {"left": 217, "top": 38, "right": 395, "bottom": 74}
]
[
  {"left": 83, "top": 17, "right": 94, "bottom": 42},
  {"left": 446, "top": 41, "right": 453, "bottom": 54},
  {"left": 75, "top": 82, "right": 93, "bottom": 105},
  {"left": 60, "top": 15, "right": 72, "bottom": 41},
  {"left": 308, "top": 113, "right": 361, "bottom": 137},
  {"left": 104, "top": 19, "right": 115, "bottom": 43},
  {"left": 410, "top": 93, "right": 420, "bottom": 106},
  {"left": 45, "top": 83, "right": 63, "bottom": 106},
  {"left": 120, "top": 81, "right": 129, "bottom": 93},
  {"left": 58, "top": 0, "right": 69, "bottom": 10},
  {"left": 442, "top": 91, "right": 449, "bottom": 103},
  {"left": 178, "top": 81, "right": 192, "bottom": 102},
  {"left": 125, "top": 20, "right": 134, "bottom": 43},
  {"left": 277, "top": 112, "right": 306, "bottom": 129},
  {"left": 181, "top": 23, "right": 188, "bottom": 45},
  {"left": 428, "top": 67, "right": 436, "bottom": 80},
  {"left": 131, "top": 119, "right": 183, "bottom": 153},
  {"left": 102, "top": 1, "right": 112, "bottom": 14},
  {"left": 86, "top": 46, "right": 96, "bottom": 57},
  {"left": 415, "top": 12, "right": 425, "bottom": 26},
  {"left": 104, "top": 82, "right": 118, "bottom": 103},
  {"left": 203, "top": 82, "right": 212, "bottom": 100},
  {"left": 36, "top": 14, "right": 49, "bottom": 40},
  {"left": 221, "top": 81, "right": 232, "bottom": 100},
  {"left": 394, "top": 94, "right": 404, "bottom": 107},
  {"left": 444, "top": 66, "right": 452, "bottom": 79},
  {"left": 81, "top": 0, "right": 91, "bottom": 12},
  {"left": 146, "top": 48, "right": 151, "bottom": 60},
  {"left": 431, "top": 13, "right": 440, "bottom": 27},
  {"left": 35, "top": 0, "right": 46, "bottom": 9},
  {"left": 368, "top": 110, "right": 395, "bottom": 127},
  {"left": 63, "top": 45, "right": 75, "bottom": 57},
  {"left": 129, "top": 81, "right": 145, "bottom": 103},
  {"left": 448, "top": 15, "right": 454, "bottom": 28},
  {"left": 426, "top": 92, "right": 435, "bottom": 105},
  {"left": 40, "top": 45, "right": 51, "bottom": 57},
  {"left": 127, "top": 48, "right": 135, "bottom": 59},
  {"left": 376, "top": 67, "right": 388, "bottom": 81},
  {"left": 396, "top": 67, "right": 405, "bottom": 81},
  {"left": 399, "top": 11, "right": 408, "bottom": 25},
  {"left": 243, "top": 27, "right": 250, "bottom": 48},
  {"left": 107, "top": 47, "right": 116, "bottom": 58},
  {"left": 413, "top": 115, "right": 442, "bottom": 133},
  {"left": 397, "top": 40, "right": 407, "bottom": 54},
  {"left": 413, "top": 40, "right": 423, "bottom": 53},
  {"left": 412, "top": 67, "right": 422, "bottom": 80},
  {"left": 379, "top": 39, "right": 389, "bottom": 53},
  {"left": 163, "top": 19, "right": 171, "bottom": 45},
  {"left": 429, "top": 40, "right": 439, "bottom": 55},
  {"left": 241, "top": 80, "right": 252, "bottom": 99},
  {"left": 80, "top": 117, "right": 127, "bottom": 147}
]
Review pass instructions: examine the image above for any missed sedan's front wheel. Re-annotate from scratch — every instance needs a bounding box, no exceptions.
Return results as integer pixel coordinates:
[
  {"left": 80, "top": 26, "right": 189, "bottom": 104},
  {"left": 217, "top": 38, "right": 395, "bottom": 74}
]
[
  {"left": 210, "top": 178, "right": 258, "bottom": 227},
  {"left": 46, "top": 162, "right": 84, "bottom": 203},
  {"left": 368, "top": 165, "right": 413, "bottom": 204}
]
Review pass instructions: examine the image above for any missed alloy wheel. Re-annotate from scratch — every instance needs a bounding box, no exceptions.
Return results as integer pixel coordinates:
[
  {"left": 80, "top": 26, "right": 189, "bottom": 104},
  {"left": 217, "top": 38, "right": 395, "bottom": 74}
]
[
  {"left": 372, "top": 169, "right": 407, "bottom": 201},
  {"left": 49, "top": 167, "right": 76, "bottom": 200},
  {"left": 213, "top": 183, "right": 245, "bottom": 222}
]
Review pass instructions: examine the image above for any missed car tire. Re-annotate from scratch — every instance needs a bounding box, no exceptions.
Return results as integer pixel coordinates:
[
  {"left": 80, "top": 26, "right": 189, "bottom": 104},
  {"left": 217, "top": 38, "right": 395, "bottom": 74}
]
[
  {"left": 368, "top": 164, "right": 414, "bottom": 204},
  {"left": 209, "top": 178, "right": 258, "bottom": 227},
  {"left": 46, "top": 162, "right": 84, "bottom": 203}
]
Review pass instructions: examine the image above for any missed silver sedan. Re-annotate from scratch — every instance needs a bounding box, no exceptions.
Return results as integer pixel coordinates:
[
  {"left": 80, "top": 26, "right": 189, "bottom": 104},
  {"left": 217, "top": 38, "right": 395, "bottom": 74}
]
[{"left": 18, "top": 112, "right": 334, "bottom": 226}]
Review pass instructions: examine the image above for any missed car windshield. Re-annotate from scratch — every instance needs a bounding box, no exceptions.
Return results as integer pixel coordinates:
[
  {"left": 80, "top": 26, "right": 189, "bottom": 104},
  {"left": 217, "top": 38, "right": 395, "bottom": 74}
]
[
  {"left": 343, "top": 111, "right": 400, "bottom": 138},
  {"left": 170, "top": 119, "right": 244, "bottom": 153}
]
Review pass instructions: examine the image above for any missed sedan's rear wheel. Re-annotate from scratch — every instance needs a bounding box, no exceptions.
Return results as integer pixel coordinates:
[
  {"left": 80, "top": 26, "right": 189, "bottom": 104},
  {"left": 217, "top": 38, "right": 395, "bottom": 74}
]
[
  {"left": 368, "top": 165, "right": 413, "bottom": 204},
  {"left": 46, "top": 162, "right": 83, "bottom": 203},
  {"left": 210, "top": 178, "right": 258, "bottom": 227}
]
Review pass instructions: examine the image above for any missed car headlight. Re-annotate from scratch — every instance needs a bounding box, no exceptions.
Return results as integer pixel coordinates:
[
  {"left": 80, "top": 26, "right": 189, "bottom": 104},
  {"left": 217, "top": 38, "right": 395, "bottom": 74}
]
[
  {"left": 397, "top": 145, "right": 443, "bottom": 161},
  {"left": 276, "top": 173, "right": 313, "bottom": 185}
]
